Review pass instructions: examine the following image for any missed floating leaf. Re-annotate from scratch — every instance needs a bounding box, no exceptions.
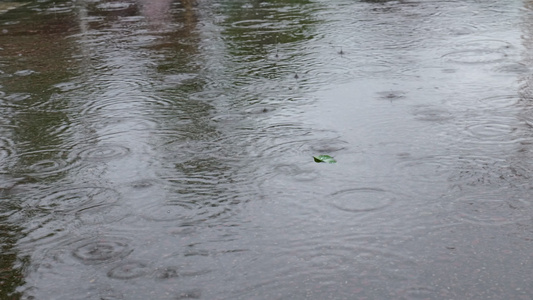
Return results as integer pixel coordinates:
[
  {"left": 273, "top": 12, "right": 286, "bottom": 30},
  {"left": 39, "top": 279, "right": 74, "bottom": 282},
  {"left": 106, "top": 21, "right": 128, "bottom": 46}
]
[{"left": 313, "top": 155, "right": 336, "bottom": 163}]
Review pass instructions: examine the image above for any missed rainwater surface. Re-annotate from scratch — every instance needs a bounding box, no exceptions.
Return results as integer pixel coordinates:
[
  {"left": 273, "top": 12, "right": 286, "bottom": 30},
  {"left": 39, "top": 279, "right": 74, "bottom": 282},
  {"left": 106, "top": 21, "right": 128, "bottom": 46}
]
[{"left": 1, "top": 0, "right": 533, "bottom": 299}]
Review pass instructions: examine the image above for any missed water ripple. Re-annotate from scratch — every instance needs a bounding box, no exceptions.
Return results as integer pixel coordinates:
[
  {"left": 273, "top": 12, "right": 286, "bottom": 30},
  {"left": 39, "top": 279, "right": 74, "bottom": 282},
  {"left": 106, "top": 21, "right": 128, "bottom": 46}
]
[
  {"left": 475, "top": 94, "right": 521, "bottom": 110},
  {"left": 27, "top": 159, "right": 70, "bottom": 175},
  {"left": 175, "top": 289, "right": 202, "bottom": 300},
  {"left": 461, "top": 117, "right": 521, "bottom": 145},
  {"left": 53, "top": 81, "right": 85, "bottom": 93},
  {"left": 3, "top": 92, "right": 32, "bottom": 104},
  {"left": 271, "top": 164, "right": 319, "bottom": 182},
  {"left": 493, "top": 63, "right": 530, "bottom": 75},
  {"left": 89, "top": 117, "right": 160, "bottom": 139},
  {"left": 392, "top": 154, "right": 455, "bottom": 185},
  {"left": 328, "top": 187, "right": 396, "bottom": 213},
  {"left": 79, "top": 94, "right": 154, "bottom": 116},
  {"left": 398, "top": 286, "right": 439, "bottom": 300},
  {"left": 153, "top": 266, "right": 180, "bottom": 280},
  {"left": 0, "top": 136, "right": 16, "bottom": 169},
  {"left": 107, "top": 261, "right": 150, "bottom": 280},
  {"left": 448, "top": 191, "right": 531, "bottom": 226},
  {"left": 32, "top": 186, "right": 121, "bottom": 213},
  {"left": 160, "top": 122, "right": 346, "bottom": 162},
  {"left": 231, "top": 241, "right": 418, "bottom": 299},
  {"left": 73, "top": 144, "right": 130, "bottom": 162},
  {"left": 96, "top": 2, "right": 135, "bottom": 12},
  {"left": 257, "top": 133, "right": 349, "bottom": 158},
  {"left": 72, "top": 237, "right": 133, "bottom": 265},
  {"left": 443, "top": 50, "right": 507, "bottom": 64},
  {"left": 411, "top": 106, "right": 454, "bottom": 122},
  {"left": 448, "top": 156, "right": 531, "bottom": 189},
  {"left": 139, "top": 201, "right": 197, "bottom": 223},
  {"left": 16, "top": 149, "right": 74, "bottom": 178},
  {"left": 137, "top": 166, "right": 244, "bottom": 225},
  {"left": 442, "top": 39, "right": 513, "bottom": 65},
  {"left": 18, "top": 214, "right": 78, "bottom": 251}
]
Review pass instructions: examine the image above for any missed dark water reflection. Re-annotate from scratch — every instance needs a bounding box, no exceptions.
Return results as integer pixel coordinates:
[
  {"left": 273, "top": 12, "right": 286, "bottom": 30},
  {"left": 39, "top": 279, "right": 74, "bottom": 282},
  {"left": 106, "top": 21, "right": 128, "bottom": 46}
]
[{"left": 1, "top": 0, "right": 533, "bottom": 299}]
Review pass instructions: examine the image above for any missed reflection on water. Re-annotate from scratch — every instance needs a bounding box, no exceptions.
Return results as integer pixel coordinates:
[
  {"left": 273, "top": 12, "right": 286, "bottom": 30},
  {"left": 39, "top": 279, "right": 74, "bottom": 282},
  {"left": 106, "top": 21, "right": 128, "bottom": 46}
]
[{"left": 1, "top": 0, "right": 533, "bottom": 299}]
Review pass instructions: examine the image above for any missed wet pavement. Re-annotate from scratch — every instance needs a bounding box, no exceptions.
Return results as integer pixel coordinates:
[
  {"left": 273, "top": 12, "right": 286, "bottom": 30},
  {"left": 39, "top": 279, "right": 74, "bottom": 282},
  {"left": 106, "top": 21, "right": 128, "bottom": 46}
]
[{"left": 1, "top": 0, "right": 533, "bottom": 299}]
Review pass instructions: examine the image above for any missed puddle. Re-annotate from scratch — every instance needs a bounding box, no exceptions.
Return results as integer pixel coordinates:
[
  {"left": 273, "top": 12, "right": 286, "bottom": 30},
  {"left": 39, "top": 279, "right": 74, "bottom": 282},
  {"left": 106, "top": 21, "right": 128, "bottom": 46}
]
[{"left": 2, "top": 0, "right": 533, "bottom": 299}]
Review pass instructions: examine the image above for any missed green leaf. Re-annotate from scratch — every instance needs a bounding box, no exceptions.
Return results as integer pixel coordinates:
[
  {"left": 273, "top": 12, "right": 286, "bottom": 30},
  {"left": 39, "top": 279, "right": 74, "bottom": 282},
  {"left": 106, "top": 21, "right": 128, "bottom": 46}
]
[{"left": 313, "top": 155, "right": 337, "bottom": 163}]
